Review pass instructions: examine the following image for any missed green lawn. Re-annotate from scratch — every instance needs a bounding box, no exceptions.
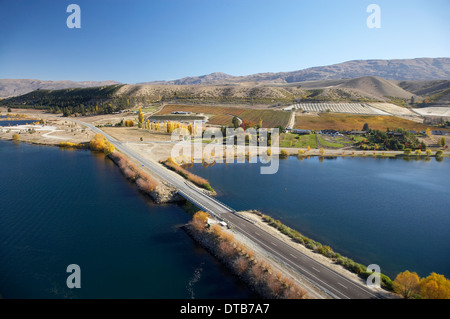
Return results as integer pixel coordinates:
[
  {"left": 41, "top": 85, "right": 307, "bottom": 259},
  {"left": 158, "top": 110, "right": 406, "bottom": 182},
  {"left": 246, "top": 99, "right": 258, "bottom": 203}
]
[
  {"left": 141, "top": 106, "right": 160, "bottom": 113},
  {"left": 280, "top": 133, "right": 318, "bottom": 149},
  {"left": 317, "top": 134, "right": 344, "bottom": 148},
  {"left": 334, "top": 137, "right": 353, "bottom": 144},
  {"left": 350, "top": 135, "right": 367, "bottom": 143}
]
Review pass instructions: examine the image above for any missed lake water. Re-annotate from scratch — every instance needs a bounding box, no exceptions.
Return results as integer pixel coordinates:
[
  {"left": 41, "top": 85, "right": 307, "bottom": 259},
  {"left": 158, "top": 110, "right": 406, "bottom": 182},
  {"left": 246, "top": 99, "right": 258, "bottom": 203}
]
[
  {"left": 0, "top": 120, "right": 35, "bottom": 126},
  {"left": 186, "top": 156, "right": 450, "bottom": 279},
  {"left": 0, "top": 141, "right": 253, "bottom": 299}
]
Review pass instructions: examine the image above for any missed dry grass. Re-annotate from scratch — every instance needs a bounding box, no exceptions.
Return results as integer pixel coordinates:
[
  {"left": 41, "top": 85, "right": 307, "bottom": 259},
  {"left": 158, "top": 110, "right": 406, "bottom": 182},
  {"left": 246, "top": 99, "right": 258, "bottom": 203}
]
[
  {"left": 101, "top": 127, "right": 173, "bottom": 142},
  {"left": 191, "top": 212, "right": 308, "bottom": 299},
  {"left": 161, "top": 158, "right": 214, "bottom": 192},
  {"left": 109, "top": 151, "right": 159, "bottom": 192}
]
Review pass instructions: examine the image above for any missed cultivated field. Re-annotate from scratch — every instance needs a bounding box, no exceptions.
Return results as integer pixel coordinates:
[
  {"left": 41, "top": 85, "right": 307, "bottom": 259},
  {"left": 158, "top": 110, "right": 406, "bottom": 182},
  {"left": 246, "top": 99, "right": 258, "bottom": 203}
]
[
  {"left": 294, "top": 113, "right": 442, "bottom": 131},
  {"left": 156, "top": 104, "right": 291, "bottom": 128},
  {"left": 368, "top": 103, "right": 418, "bottom": 116},
  {"left": 413, "top": 106, "right": 450, "bottom": 117},
  {"left": 280, "top": 133, "right": 318, "bottom": 149},
  {"left": 284, "top": 103, "right": 388, "bottom": 115},
  {"left": 147, "top": 114, "right": 206, "bottom": 122}
]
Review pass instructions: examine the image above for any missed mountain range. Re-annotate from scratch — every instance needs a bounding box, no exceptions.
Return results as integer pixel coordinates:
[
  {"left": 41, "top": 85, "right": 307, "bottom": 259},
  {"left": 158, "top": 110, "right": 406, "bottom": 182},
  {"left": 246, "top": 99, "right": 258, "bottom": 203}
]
[
  {"left": 141, "top": 57, "right": 450, "bottom": 85},
  {"left": 1, "top": 58, "right": 449, "bottom": 99}
]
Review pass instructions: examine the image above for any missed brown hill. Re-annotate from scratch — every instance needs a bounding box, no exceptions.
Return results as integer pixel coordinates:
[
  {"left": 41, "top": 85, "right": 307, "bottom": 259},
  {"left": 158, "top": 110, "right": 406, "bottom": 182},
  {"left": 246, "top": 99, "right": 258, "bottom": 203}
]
[
  {"left": 141, "top": 58, "right": 450, "bottom": 85},
  {"left": 0, "top": 79, "right": 121, "bottom": 98}
]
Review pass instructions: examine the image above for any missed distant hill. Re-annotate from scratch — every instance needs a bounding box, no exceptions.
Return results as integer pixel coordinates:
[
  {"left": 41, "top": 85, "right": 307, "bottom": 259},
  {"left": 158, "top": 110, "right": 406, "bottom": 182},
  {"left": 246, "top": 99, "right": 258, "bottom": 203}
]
[
  {"left": 335, "top": 76, "right": 415, "bottom": 100},
  {"left": 397, "top": 80, "right": 450, "bottom": 106},
  {"left": 120, "top": 76, "right": 422, "bottom": 102},
  {"left": 142, "top": 58, "right": 450, "bottom": 85},
  {"left": 2, "top": 76, "right": 449, "bottom": 115},
  {"left": 2, "top": 58, "right": 449, "bottom": 112},
  {"left": 0, "top": 79, "right": 121, "bottom": 98},
  {"left": 0, "top": 85, "right": 126, "bottom": 115}
]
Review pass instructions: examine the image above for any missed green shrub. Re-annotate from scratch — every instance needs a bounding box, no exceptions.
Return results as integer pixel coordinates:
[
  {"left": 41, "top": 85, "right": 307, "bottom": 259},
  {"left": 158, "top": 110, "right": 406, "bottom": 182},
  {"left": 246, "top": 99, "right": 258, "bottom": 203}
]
[
  {"left": 380, "top": 274, "right": 393, "bottom": 291},
  {"left": 317, "top": 245, "right": 335, "bottom": 258},
  {"left": 279, "top": 149, "right": 289, "bottom": 159}
]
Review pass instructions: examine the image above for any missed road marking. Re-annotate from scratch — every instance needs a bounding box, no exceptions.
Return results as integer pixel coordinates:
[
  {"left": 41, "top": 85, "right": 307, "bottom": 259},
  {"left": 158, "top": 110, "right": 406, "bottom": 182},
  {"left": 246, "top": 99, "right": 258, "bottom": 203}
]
[
  {"left": 289, "top": 253, "right": 297, "bottom": 259},
  {"left": 271, "top": 242, "right": 277, "bottom": 246},
  {"left": 232, "top": 224, "right": 347, "bottom": 299},
  {"left": 254, "top": 232, "right": 260, "bottom": 236},
  {"left": 73, "top": 119, "right": 378, "bottom": 299},
  {"left": 312, "top": 267, "right": 320, "bottom": 273},
  {"left": 337, "top": 282, "right": 348, "bottom": 289}
]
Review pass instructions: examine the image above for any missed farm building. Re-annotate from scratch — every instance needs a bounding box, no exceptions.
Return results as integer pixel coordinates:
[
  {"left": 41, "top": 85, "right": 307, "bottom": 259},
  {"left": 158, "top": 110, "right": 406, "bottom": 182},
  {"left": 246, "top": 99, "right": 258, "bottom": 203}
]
[
  {"left": 292, "top": 129, "right": 311, "bottom": 135},
  {"left": 349, "top": 131, "right": 367, "bottom": 135},
  {"left": 172, "top": 111, "right": 192, "bottom": 115}
]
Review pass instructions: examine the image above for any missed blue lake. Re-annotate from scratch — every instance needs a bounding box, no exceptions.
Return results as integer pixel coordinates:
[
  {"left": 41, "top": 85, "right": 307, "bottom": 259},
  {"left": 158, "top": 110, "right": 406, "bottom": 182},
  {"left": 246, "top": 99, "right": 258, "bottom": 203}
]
[
  {"left": 0, "top": 120, "right": 35, "bottom": 126},
  {"left": 0, "top": 141, "right": 254, "bottom": 298},
  {"left": 186, "top": 156, "right": 450, "bottom": 279}
]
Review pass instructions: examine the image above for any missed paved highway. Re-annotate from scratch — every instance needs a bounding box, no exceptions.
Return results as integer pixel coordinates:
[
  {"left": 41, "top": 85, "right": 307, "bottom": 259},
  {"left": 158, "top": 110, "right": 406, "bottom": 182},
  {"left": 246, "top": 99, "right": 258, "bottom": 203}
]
[{"left": 73, "top": 119, "right": 385, "bottom": 299}]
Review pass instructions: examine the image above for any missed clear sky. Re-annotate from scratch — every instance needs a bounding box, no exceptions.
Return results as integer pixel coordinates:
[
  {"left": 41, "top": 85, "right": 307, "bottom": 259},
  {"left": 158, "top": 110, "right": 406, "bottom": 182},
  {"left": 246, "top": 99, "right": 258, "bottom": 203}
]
[{"left": 0, "top": 0, "right": 449, "bottom": 83}]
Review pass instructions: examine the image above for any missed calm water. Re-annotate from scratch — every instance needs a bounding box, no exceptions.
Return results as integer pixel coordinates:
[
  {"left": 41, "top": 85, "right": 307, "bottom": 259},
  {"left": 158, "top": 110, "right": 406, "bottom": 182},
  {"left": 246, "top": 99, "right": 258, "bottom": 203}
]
[
  {"left": 0, "top": 120, "right": 34, "bottom": 126},
  {"left": 186, "top": 156, "right": 450, "bottom": 279},
  {"left": 0, "top": 141, "right": 253, "bottom": 299}
]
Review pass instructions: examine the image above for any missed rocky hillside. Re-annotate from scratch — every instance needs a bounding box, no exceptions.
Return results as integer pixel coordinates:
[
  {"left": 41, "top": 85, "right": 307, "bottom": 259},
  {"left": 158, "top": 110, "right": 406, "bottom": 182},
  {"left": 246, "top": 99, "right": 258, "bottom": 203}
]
[
  {"left": 4, "top": 76, "right": 449, "bottom": 113},
  {"left": 0, "top": 79, "right": 121, "bottom": 98},
  {"left": 142, "top": 58, "right": 450, "bottom": 85},
  {"left": 118, "top": 76, "right": 422, "bottom": 104}
]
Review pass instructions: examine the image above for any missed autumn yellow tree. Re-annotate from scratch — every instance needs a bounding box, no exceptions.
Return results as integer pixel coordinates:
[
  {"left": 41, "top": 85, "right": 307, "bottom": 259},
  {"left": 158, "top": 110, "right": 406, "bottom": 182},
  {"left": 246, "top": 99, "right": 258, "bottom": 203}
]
[
  {"left": 320, "top": 148, "right": 325, "bottom": 156},
  {"left": 103, "top": 142, "right": 115, "bottom": 155},
  {"left": 420, "top": 273, "right": 450, "bottom": 299},
  {"left": 393, "top": 270, "right": 421, "bottom": 299},
  {"left": 138, "top": 107, "right": 144, "bottom": 128},
  {"left": 12, "top": 133, "right": 20, "bottom": 140},
  {"left": 90, "top": 133, "right": 114, "bottom": 154},
  {"left": 90, "top": 133, "right": 106, "bottom": 151},
  {"left": 190, "top": 211, "right": 210, "bottom": 232},
  {"left": 279, "top": 149, "right": 288, "bottom": 159}
]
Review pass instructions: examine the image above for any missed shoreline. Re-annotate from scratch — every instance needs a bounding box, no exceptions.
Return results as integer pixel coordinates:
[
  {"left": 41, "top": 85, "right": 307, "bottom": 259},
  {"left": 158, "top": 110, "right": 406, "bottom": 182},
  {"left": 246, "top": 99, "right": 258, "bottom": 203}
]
[
  {"left": 0, "top": 126, "right": 447, "bottom": 299},
  {"left": 2, "top": 135, "right": 448, "bottom": 159},
  {"left": 240, "top": 210, "right": 396, "bottom": 297},
  {"left": 182, "top": 216, "right": 320, "bottom": 299}
]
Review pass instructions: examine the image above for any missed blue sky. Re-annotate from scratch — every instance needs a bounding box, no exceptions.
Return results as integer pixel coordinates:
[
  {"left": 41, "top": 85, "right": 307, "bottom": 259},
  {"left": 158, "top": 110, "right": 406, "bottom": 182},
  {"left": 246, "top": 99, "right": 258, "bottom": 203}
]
[{"left": 0, "top": 0, "right": 448, "bottom": 83}]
